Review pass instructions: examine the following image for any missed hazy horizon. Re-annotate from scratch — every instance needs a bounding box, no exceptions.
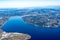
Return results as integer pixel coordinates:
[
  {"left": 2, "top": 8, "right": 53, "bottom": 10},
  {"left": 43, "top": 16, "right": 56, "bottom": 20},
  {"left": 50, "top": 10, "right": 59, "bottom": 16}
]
[{"left": 0, "top": 0, "right": 60, "bottom": 8}]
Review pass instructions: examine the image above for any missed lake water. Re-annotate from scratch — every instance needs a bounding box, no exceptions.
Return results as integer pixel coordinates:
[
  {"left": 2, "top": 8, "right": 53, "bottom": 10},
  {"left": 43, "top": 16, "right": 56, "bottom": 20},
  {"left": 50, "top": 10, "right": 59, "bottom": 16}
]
[{"left": 1, "top": 16, "right": 60, "bottom": 40}]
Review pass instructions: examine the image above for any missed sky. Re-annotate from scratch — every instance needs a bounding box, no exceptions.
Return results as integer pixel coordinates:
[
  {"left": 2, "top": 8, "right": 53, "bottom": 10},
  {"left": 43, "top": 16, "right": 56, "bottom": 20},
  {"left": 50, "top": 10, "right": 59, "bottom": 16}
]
[
  {"left": 0, "top": 0, "right": 60, "bottom": 1},
  {"left": 0, "top": 0, "right": 60, "bottom": 8}
]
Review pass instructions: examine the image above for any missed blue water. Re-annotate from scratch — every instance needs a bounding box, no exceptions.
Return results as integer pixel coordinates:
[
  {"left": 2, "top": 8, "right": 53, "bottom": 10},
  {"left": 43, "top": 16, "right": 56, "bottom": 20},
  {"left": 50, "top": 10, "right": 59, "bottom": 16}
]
[{"left": 1, "top": 16, "right": 60, "bottom": 40}]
